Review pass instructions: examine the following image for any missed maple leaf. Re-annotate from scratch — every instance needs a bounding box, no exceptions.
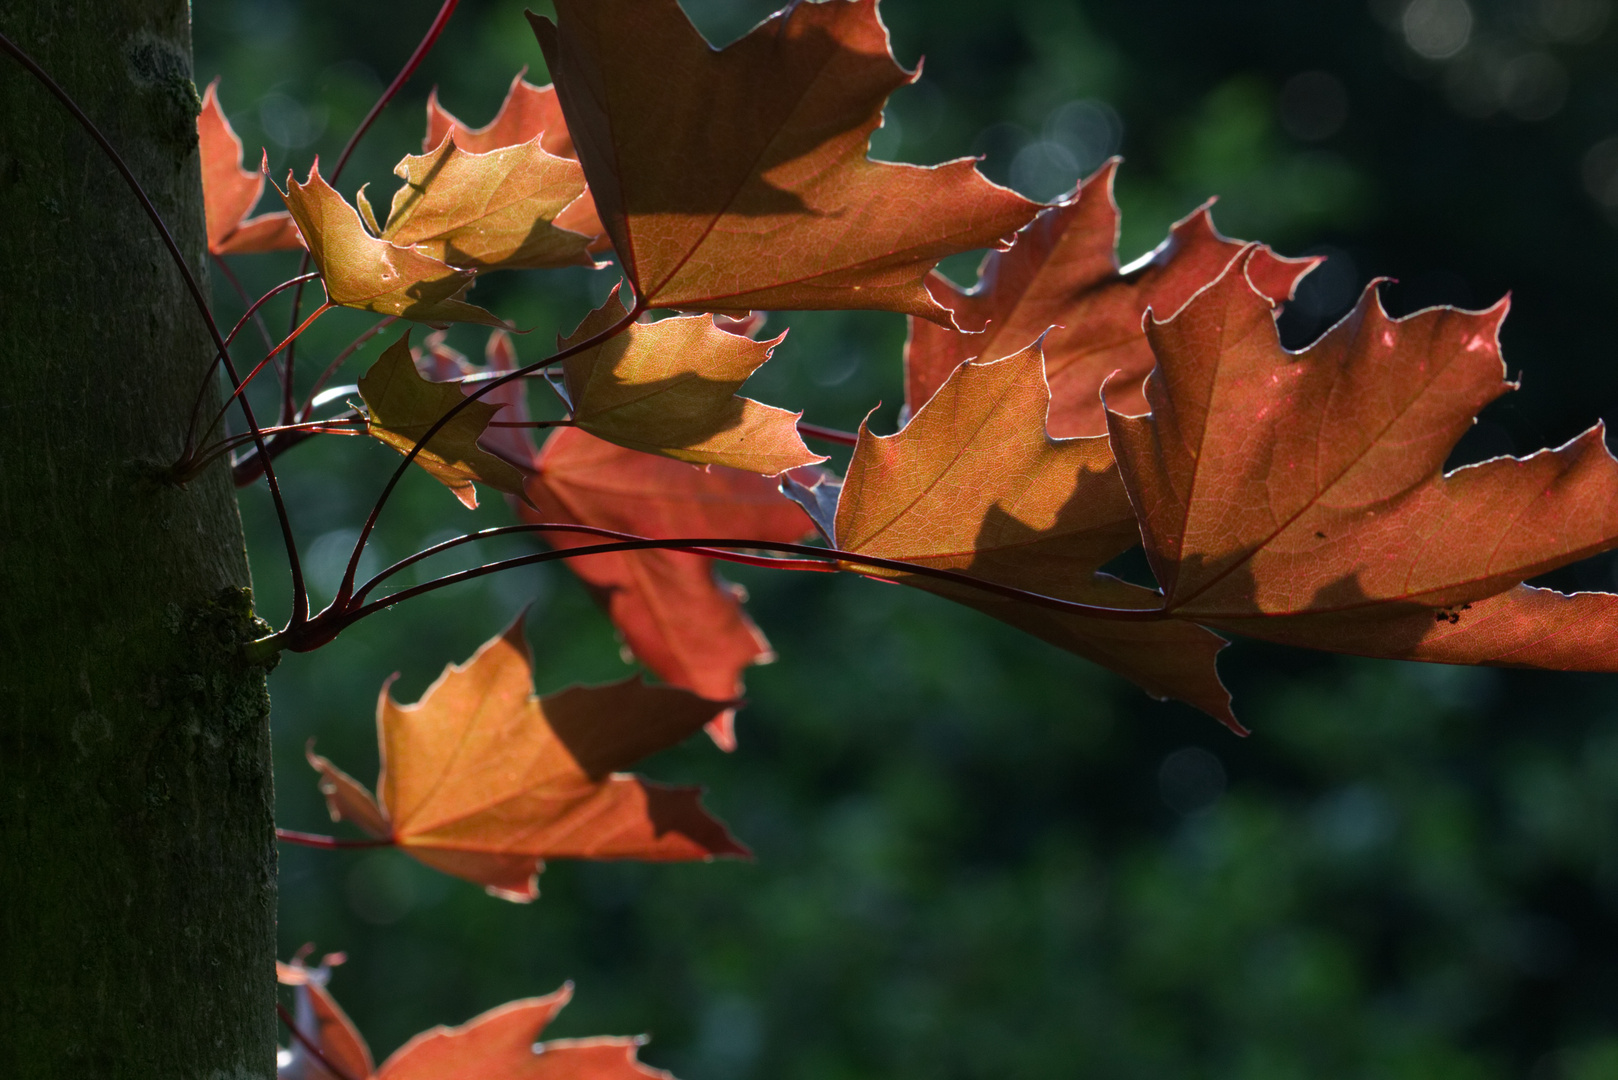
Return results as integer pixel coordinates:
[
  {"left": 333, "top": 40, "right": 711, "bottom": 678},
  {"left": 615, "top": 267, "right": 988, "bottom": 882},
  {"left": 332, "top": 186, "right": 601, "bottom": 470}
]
[
  {"left": 1108, "top": 249, "right": 1618, "bottom": 669},
  {"left": 529, "top": 0, "right": 1040, "bottom": 320},
  {"left": 523, "top": 427, "right": 822, "bottom": 750},
  {"left": 425, "top": 71, "right": 606, "bottom": 243},
  {"left": 358, "top": 333, "right": 529, "bottom": 510},
  {"left": 304, "top": 613, "right": 746, "bottom": 901},
  {"left": 558, "top": 289, "right": 824, "bottom": 475},
  {"left": 277, "top": 960, "right": 670, "bottom": 1080},
  {"left": 363, "top": 135, "right": 595, "bottom": 271},
  {"left": 275, "top": 161, "right": 510, "bottom": 328},
  {"left": 827, "top": 339, "right": 1235, "bottom": 726},
  {"left": 198, "top": 80, "right": 303, "bottom": 255},
  {"left": 906, "top": 159, "right": 1320, "bottom": 436}
]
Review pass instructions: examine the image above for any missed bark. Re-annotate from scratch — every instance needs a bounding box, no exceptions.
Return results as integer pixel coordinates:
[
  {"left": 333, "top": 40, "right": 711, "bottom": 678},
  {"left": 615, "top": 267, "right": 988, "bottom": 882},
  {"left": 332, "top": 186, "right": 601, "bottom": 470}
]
[{"left": 0, "top": 3, "right": 276, "bottom": 1078}]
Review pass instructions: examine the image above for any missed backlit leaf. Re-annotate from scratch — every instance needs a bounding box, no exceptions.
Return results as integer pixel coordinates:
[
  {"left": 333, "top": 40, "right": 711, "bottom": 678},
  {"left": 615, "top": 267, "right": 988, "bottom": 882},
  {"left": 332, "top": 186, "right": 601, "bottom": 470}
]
[
  {"left": 275, "top": 161, "right": 510, "bottom": 327},
  {"left": 833, "top": 340, "right": 1235, "bottom": 726},
  {"left": 523, "top": 427, "right": 821, "bottom": 750},
  {"left": 906, "top": 160, "right": 1319, "bottom": 435},
  {"left": 358, "top": 333, "right": 529, "bottom": 509},
  {"left": 305, "top": 613, "right": 746, "bottom": 901},
  {"left": 277, "top": 960, "right": 671, "bottom": 1080},
  {"left": 1109, "top": 250, "right": 1618, "bottom": 668},
  {"left": 198, "top": 80, "right": 302, "bottom": 255},
  {"left": 379, "top": 135, "right": 595, "bottom": 270},
  {"left": 559, "top": 290, "right": 824, "bottom": 475},
  {"left": 425, "top": 71, "right": 605, "bottom": 242},
  {"left": 529, "top": 0, "right": 1040, "bottom": 318}
]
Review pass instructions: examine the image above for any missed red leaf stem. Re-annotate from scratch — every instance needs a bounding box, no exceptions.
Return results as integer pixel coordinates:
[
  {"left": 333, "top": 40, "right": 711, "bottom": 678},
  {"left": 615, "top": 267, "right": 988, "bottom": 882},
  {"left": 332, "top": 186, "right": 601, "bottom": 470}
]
[
  {"left": 276, "top": 828, "right": 395, "bottom": 850},
  {"left": 796, "top": 421, "right": 859, "bottom": 447}
]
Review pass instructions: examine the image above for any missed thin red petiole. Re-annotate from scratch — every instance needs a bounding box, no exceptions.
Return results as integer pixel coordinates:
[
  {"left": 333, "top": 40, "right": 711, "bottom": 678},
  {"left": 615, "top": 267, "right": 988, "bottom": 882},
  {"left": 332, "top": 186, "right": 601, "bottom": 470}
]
[
  {"left": 276, "top": 1003, "right": 362, "bottom": 1080},
  {"left": 797, "top": 421, "right": 860, "bottom": 447},
  {"left": 231, "top": 318, "right": 395, "bottom": 487},
  {"left": 276, "top": 828, "right": 394, "bottom": 850},
  {"left": 183, "top": 274, "right": 322, "bottom": 453},
  {"left": 190, "top": 417, "right": 365, "bottom": 473},
  {"left": 350, "top": 523, "right": 831, "bottom": 606},
  {"left": 197, "top": 302, "right": 333, "bottom": 445},
  {"left": 0, "top": 28, "right": 309, "bottom": 626}
]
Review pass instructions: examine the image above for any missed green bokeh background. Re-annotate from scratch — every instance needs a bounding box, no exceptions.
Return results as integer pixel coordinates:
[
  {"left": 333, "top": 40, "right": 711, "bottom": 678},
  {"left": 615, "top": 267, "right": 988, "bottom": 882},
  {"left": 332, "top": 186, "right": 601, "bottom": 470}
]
[{"left": 194, "top": 0, "right": 1618, "bottom": 1076}]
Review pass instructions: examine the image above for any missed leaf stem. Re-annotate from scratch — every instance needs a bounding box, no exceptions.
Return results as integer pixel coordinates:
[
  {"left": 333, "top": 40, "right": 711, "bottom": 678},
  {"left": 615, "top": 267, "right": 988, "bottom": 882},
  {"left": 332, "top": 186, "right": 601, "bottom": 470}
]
[
  {"left": 192, "top": 416, "right": 365, "bottom": 474},
  {"left": 182, "top": 280, "right": 323, "bottom": 456},
  {"left": 797, "top": 421, "right": 859, "bottom": 447},
  {"left": 195, "top": 302, "right": 333, "bottom": 448},
  {"left": 232, "top": 318, "right": 397, "bottom": 487},
  {"left": 276, "top": 828, "right": 394, "bottom": 850}
]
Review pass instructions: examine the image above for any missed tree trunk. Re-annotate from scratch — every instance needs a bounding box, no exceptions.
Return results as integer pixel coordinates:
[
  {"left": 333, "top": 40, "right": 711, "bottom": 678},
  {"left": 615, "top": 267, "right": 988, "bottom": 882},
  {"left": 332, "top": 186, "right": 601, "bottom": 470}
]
[{"left": 0, "top": 3, "right": 276, "bottom": 1078}]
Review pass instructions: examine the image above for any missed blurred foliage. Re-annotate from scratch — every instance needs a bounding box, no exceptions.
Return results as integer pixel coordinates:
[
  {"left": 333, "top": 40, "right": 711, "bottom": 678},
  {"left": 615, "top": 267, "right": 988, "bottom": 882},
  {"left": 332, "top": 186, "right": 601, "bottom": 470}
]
[{"left": 192, "top": 0, "right": 1618, "bottom": 1076}]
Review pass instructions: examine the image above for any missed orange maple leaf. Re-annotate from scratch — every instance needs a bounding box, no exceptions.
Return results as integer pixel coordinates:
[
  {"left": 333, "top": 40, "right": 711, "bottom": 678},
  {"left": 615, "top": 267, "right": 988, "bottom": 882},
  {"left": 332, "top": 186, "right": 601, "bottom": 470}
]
[
  {"left": 425, "top": 70, "right": 605, "bottom": 243},
  {"left": 557, "top": 289, "right": 824, "bottom": 475},
  {"left": 364, "top": 134, "right": 595, "bottom": 271},
  {"left": 1109, "top": 249, "right": 1618, "bottom": 668},
  {"left": 829, "top": 339, "right": 1235, "bottom": 726},
  {"left": 274, "top": 161, "right": 510, "bottom": 328},
  {"left": 906, "top": 159, "right": 1319, "bottom": 436},
  {"left": 523, "top": 427, "right": 822, "bottom": 751},
  {"left": 304, "top": 614, "right": 746, "bottom": 901},
  {"left": 197, "top": 80, "right": 302, "bottom": 255},
  {"left": 277, "top": 960, "right": 670, "bottom": 1080},
  {"left": 529, "top": 0, "right": 1040, "bottom": 320}
]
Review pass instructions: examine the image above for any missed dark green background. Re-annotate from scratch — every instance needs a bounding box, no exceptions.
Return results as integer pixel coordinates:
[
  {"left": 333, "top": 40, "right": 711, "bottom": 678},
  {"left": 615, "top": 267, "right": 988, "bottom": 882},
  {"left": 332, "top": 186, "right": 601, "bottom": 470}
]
[{"left": 193, "top": 0, "right": 1618, "bottom": 1076}]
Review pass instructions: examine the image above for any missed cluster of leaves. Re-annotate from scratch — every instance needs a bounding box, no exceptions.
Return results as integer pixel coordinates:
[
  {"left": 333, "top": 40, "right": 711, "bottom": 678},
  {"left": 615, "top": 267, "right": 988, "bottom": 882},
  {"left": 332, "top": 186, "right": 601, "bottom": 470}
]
[{"left": 178, "top": 0, "right": 1618, "bottom": 1072}]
